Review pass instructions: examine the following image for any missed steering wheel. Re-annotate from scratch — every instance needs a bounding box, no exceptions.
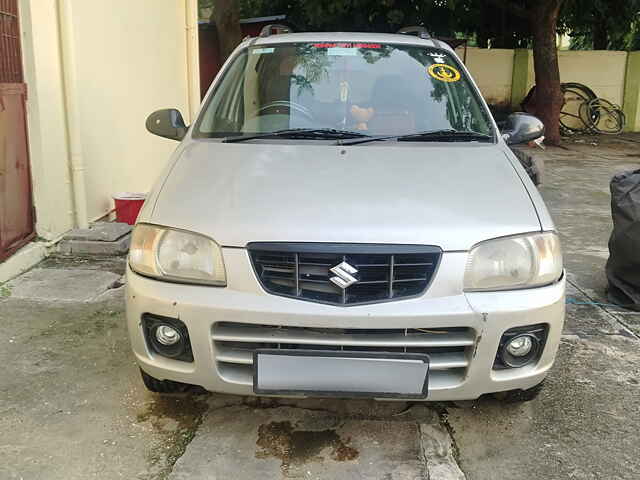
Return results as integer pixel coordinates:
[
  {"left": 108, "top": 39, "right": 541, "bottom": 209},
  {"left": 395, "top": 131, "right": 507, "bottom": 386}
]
[{"left": 253, "top": 100, "right": 314, "bottom": 121}]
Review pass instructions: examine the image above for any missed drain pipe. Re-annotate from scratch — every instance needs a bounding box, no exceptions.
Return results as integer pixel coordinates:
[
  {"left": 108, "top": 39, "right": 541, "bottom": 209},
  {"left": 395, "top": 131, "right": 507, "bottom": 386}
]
[
  {"left": 57, "top": 0, "right": 88, "bottom": 229},
  {"left": 185, "top": 0, "right": 200, "bottom": 122}
]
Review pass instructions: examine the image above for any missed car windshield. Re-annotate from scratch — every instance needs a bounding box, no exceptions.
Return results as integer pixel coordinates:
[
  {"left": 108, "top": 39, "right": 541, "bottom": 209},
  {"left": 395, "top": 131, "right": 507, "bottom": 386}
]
[{"left": 194, "top": 42, "right": 493, "bottom": 140}]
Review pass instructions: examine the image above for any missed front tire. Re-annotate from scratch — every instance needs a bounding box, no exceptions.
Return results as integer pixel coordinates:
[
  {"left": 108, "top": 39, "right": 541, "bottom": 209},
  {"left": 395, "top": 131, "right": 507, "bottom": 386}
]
[
  {"left": 492, "top": 380, "right": 545, "bottom": 403},
  {"left": 139, "top": 368, "right": 191, "bottom": 393}
]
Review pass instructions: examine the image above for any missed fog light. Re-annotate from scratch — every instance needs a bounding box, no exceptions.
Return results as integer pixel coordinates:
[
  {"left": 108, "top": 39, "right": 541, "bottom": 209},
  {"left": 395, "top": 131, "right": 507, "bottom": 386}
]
[
  {"left": 500, "top": 334, "right": 540, "bottom": 368},
  {"left": 155, "top": 325, "right": 181, "bottom": 346},
  {"left": 505, "top": 334, "right": 534, "bottom": 357},
  {"left": 496, "top": 325, "right": 547, "bottom": 369},
  {"left": 142, "top": 314, "right": 193, "bottom": 362}
]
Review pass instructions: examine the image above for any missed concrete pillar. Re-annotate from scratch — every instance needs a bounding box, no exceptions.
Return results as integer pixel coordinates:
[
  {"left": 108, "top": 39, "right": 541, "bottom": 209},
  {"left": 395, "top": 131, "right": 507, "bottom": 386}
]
[
  {"left": 19, "top": 0, "right": 76, "bottom": 239},
  {"left": 510, "top": 49, "right": 533, "bottom": 111},
  {"left": 622, "top": 51, "right": 640, "bottom": 132}
]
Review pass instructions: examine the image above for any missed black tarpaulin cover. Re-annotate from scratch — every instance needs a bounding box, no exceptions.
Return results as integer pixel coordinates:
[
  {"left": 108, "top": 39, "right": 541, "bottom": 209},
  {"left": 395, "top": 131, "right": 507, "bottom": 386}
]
[{"left": 606, "top": 169, "right": 640, "bottom": 310}]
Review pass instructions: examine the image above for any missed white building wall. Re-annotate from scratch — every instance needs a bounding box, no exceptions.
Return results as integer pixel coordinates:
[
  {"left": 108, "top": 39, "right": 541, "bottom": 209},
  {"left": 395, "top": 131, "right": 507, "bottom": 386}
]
[
  {"left": 19, "top": 0, "right": 198, "bottom": 236},
  {"left": 69, "top": 0, "right": 194, "bottom": 221}
]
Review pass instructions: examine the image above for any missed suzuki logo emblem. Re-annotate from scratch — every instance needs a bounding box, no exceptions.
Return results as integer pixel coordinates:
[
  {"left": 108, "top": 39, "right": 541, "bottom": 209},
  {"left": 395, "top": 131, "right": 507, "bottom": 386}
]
[{"left": 329, "top": 261, "right": 359, "bottom": 289}]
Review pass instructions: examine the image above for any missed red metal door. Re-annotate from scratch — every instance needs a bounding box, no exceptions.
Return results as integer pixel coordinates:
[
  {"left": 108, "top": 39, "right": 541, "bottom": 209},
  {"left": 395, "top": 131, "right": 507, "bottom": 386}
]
[{"left": 0, "top": 0, "right": 34, "bottom": 261}]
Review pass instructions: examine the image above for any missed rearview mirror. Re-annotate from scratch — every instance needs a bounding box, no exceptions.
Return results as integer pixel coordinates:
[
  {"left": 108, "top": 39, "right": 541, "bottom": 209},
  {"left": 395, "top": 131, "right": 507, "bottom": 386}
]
[
  {"left": 502, "top": 113, "right": 544, "bottom": 145},
  {"left": 145, "top": 109, "right": 187, "bottom": 141}
]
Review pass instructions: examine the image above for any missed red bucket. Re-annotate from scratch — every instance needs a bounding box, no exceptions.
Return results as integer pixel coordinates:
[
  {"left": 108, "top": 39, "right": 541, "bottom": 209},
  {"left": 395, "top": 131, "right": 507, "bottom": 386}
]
[{"left": 113, "top": 192, "right": 146, "bottom": 225}]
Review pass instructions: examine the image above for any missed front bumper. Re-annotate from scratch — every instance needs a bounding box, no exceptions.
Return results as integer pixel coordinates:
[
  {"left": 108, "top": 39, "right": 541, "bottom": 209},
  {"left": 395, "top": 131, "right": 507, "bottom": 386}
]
[{"left": 126, "top": 248, "right": 565, "bottom": 401}]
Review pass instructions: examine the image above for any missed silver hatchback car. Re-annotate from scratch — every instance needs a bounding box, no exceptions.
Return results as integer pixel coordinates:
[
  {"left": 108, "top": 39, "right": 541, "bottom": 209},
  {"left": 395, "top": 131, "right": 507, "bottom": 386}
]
[{"left": 127, "top": 30, "right": 564, "bottom": 402}]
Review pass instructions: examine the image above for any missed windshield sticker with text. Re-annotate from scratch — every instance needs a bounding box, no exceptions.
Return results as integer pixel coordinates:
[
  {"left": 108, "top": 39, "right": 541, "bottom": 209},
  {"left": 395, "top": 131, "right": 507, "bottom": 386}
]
[
  {"left": 251, "top": 47, "right": 274, "bottom": 55},
  {"left": 312, "top": 43, "right": 382, "bottom": 49},
  {"left": 327, "top": 47, "right": 358, "bottom": 56}
]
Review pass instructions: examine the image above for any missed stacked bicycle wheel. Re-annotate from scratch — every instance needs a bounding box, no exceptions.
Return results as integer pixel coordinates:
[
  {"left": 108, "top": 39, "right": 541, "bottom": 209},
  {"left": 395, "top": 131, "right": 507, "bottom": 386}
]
[
  {"left": 560, "top": 83, "right": 625, "bottom": 135},
  {"left": 522, "top": 82, "right": 626, "bottom": 135}
]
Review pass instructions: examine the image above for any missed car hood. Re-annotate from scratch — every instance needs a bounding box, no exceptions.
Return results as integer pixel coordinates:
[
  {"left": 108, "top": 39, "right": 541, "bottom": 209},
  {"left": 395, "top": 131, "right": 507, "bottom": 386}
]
[{"left": 150, "top": 141, "right": 541, "bottom": 251}]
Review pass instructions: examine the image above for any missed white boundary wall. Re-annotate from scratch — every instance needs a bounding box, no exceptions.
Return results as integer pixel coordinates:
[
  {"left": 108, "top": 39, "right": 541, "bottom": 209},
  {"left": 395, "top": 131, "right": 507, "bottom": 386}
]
[
  {"left": 457, "top": 47, "right": 629, "bottom": 109},
  {"left": 525, "top": 50, "right": 628, "bottom": 106},
  {"left": 456, "top": 47, "right": 515, "bottom": 107}
]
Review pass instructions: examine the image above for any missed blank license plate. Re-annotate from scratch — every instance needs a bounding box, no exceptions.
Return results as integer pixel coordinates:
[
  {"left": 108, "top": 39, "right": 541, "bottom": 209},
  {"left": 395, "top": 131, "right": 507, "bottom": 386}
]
[{"left": 253, "top": 350, "right": 429, "bottom": 399}]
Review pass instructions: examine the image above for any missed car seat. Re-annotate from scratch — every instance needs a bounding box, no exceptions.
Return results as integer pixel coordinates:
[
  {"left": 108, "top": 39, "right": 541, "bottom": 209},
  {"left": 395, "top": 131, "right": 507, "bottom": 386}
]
[{"left": 368, "top": 74, "right": 418, "bottom": 134}]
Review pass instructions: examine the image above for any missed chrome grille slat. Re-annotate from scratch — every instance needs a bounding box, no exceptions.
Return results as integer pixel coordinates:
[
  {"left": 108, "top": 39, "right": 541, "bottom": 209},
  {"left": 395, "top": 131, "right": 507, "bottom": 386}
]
[
  {"left": 248, "top": 243, "right": 442, "bottom": 306},
  {"left": 217, "top": 364, "right": 466, "bottom": 390},
  {"left": 215, "top": 346, "right": 253, "bottom": 365},
  {"left": 215, "top": 345, "right": 468, "bottom": 370},
  {"left": 262, "top": 266, "right": 294, "bottom": 273},
  {"left": 212, "top": 324, "right": 474, "bottom": 348}
]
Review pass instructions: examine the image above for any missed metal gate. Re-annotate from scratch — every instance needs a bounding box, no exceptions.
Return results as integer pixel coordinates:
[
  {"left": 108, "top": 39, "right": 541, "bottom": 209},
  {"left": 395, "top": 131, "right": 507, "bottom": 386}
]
[{"left": 0, "top": 0, "right": 34, "bottom": 261}]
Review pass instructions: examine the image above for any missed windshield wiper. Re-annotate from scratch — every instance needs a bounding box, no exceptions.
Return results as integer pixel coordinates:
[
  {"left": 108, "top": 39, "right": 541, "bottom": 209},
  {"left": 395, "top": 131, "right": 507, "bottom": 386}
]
[
  {"left": 222, "top": 128, "right": 369, "bottom": 143},
  {"left": 340, "top": 129, "right": 492, "bottom": 145}
]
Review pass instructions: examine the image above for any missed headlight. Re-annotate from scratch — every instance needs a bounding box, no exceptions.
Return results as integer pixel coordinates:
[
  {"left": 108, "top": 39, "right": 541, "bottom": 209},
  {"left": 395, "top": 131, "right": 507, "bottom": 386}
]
[
  {"left": 129, "top": 224, "right": 226, "bottom": 286},
  {"left": 464, "top": 232, "right": 562, "bottom": 291}
]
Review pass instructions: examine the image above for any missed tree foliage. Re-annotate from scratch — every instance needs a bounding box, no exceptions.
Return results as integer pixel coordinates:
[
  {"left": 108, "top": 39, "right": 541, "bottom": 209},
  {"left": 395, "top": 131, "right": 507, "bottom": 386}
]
[
  {"left": 560, "top": 0, "right": 640, "bottom": 50},
  {"left": 236, "top": 0, "right": 640, "bottom": 51},
  {"left": 240, "top": 0, "right": 459, "bottom": 36}
]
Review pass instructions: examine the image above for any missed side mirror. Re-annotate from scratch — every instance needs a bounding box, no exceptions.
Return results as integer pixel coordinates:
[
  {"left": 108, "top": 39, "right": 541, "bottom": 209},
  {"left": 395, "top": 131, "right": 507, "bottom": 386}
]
[
  {"left": 501, "top": 113, "right": 544, "bottom": 145},
  {"left": 145, "top": 109, "right": 187, "bottom": 141}
]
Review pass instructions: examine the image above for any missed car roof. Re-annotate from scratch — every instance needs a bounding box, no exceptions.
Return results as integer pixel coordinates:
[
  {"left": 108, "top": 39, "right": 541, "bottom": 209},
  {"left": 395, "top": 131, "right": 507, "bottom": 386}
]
[{"left": 243, "top": 32, "right": 454, "bottom": 53}]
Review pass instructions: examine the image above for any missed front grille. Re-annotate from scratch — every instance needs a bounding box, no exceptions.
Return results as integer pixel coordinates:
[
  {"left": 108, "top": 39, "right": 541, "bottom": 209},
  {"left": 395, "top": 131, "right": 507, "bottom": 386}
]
[
  {"left": 248, "top": 243, "right": 442, "bottom": 306},
  {"left": 212, "top": 322, "right": 475, "bottom": 390}
]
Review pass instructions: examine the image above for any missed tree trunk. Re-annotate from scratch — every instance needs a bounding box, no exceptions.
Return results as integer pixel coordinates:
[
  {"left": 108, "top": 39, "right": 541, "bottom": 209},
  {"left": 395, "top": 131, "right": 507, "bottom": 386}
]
[
  {"left": 476, "top": 33, "right": 489, "bottom": 49},
  {"left": 530, "top": 0, "right": 563, "bottom": 145},
  {"left": 210, "top": 0, "right": 243, "bottom": 62},
  {"left": 592, "top": 18, "right": 608, "bottom": 50}
]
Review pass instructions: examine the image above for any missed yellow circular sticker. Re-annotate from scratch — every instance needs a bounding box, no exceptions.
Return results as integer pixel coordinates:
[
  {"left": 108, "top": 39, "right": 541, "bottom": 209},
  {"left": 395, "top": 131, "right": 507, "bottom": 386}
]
[{"left": 428, "top": 64, "right": 461, "bottom": 82}]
